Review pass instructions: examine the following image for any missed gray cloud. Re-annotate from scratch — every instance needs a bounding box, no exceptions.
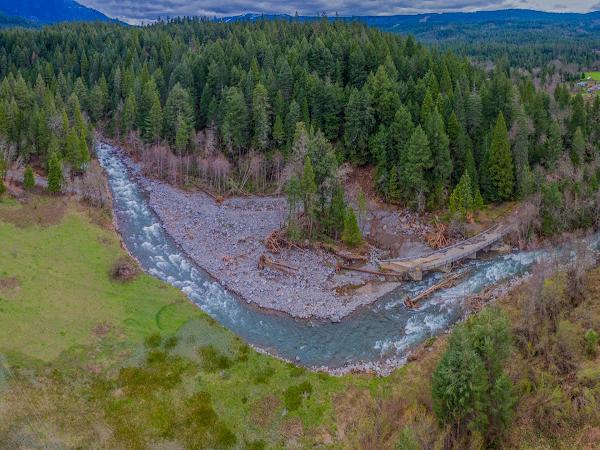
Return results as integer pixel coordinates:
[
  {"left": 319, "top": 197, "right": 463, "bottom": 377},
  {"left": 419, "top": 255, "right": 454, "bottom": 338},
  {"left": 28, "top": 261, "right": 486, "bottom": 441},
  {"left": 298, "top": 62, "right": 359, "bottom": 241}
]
[{"left": 77, "top": 0, "right": 599, "bottom": 23}]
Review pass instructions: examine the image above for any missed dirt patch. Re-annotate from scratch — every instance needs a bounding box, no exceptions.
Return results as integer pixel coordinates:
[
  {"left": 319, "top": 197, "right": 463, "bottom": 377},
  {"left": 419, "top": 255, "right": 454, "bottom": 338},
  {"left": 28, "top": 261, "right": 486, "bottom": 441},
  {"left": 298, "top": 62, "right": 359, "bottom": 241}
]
[
  {"left": 92, "top": 322, "right": 112, "bottom": 338},
  {"left": 0, "top": 196, "right": 67, "bottom": 228},
  {"left": 0, "top": 277, "right": 20, "bottom": 299},
  {"left": 251, "top": 394, "right": 282, "bottom": 428},
  {"left": 279, "top": 416, "right": 303, "bottom": 441},
  {"left": 333, "top": 386, "right": 375, "bottom": 441}
]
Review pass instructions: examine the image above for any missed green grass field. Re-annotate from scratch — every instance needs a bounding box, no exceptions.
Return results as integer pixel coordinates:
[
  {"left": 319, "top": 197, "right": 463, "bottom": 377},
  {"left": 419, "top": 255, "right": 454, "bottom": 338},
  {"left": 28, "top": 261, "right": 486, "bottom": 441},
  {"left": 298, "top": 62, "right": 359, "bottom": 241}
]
[
  {"left": 585, "top": 72, "right": 600, "bottom": 81},
  {"left": 0, "top": 195, "right": 427, "bottom": 448}
]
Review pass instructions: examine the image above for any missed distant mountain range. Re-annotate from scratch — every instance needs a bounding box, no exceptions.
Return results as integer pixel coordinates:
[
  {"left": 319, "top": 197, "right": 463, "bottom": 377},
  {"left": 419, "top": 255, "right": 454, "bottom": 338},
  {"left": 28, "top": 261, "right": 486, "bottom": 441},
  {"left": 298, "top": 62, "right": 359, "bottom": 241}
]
[
  {"left": 0, "top": 0, "right": 115, "bottom": 25},
  {"left": 224, "top": 8, "right": 600, "bottom": 28}
]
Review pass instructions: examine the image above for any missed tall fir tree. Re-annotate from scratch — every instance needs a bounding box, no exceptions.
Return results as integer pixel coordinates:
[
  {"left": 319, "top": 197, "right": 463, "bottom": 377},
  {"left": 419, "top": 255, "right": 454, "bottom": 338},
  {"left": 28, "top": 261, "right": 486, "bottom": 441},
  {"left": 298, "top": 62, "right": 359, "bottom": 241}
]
[
  {"left": 252, "top": 83, "right": 271, "bottom": 151},
  {"left": 344, "top": 87, "right": 373, "bottom": 164},
  {"left": 47, "top": 147, "right": 62, "bottom": 194},
  {"left": 571, "top": 127, "right": 586, "bottom": 166},
  {"left": 388, "top": 105, "right": 414, "bottom": 166},
  {"left": 425, "top": 108, "right": 452, "bottom": 205},
  {"left": 486, "top": 113, "right": 514, "bottom": 202},
  {"left": 400, "top": 126, "right": 432, "bottom": 211},
  {"left": 342, "top": 207, "right": 363, "bottom": 247},
  {"left": 222, "top": 87, "right": 249, "bottom": 155}
]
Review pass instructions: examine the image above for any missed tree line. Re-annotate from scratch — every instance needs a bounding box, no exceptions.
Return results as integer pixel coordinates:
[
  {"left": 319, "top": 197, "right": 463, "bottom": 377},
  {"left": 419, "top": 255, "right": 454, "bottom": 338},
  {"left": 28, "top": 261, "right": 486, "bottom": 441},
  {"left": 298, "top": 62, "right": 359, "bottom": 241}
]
[{"left": 0, "top": 18, "right": 598, "bottom": 239}]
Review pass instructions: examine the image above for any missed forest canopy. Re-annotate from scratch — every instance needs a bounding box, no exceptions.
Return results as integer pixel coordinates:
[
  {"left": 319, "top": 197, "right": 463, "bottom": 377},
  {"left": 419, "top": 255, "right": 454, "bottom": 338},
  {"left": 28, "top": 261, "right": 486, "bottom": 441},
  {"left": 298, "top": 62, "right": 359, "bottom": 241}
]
[{"left": 0, "top": 18, "right": 598, "bottom": 234}]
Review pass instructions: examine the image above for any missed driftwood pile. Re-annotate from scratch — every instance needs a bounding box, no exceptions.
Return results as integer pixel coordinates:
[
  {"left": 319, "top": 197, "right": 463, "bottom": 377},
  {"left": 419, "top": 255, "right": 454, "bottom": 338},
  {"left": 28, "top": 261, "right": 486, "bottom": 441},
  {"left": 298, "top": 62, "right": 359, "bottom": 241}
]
[
  {"left": 264, "top": 229, "right": 303, "bottom": 253},
  {"left": 257, "top": 254, "right": 298, "bottom": 275},
  {"left": 426, "top": 221, "right": 450, "bottom": 249}
]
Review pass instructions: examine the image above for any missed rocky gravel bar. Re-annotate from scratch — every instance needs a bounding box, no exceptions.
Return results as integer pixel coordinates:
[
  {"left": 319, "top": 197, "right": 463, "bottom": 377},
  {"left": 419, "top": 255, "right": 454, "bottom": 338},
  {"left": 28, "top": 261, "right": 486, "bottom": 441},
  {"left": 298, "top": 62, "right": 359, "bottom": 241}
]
[{"left": 116, "top": 150, "right": 414, "bottom": 321}]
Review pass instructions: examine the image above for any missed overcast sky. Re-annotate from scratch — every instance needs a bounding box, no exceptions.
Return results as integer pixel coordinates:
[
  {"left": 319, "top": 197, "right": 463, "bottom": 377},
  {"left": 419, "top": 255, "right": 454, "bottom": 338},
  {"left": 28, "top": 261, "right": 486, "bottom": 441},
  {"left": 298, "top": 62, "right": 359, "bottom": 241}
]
[{"left": 78, "top": 0, "right": 600, "bottom": 24}]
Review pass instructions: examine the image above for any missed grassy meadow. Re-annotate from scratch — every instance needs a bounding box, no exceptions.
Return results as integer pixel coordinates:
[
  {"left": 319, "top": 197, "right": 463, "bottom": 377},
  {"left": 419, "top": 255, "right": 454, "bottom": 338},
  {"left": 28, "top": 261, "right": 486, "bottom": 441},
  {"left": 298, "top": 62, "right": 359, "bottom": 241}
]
[
  {"left": 585, "top": 72, "right": 600, "bottom": 81},
  {"left": 2, "top": 194, "right": 600, "bottom": 449},
  {"left": 0, "top": 194, "right": 417, "bottom": 449}
]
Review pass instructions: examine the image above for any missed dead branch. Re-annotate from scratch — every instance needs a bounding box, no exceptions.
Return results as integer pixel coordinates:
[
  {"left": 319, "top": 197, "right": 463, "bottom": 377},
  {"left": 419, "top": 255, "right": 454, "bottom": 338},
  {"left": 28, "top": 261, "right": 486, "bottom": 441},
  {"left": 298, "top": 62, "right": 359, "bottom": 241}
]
[{"left": 258, "top": 254, "right": 298, "bottom": 275}]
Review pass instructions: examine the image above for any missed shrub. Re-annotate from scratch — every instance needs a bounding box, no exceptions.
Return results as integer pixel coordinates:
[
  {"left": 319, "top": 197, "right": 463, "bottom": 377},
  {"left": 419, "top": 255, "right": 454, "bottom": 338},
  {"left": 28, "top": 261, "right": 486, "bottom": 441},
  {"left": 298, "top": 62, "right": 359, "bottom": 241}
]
[
  {"left": 23, "top": 166, "right": 35, "bottom": 190},
  {"left": 110, "top": 256, "right": 140, "bottom": 282},
  {"left": 144, "top": 332, "right": 162, "bottom": 349},
  {"left": 198, "top": 345, "right": 232, "bottom": 372},
  {"left": 283, "top": 381, "right": 313, "bottom": 411},
  {"left": 584, "top": 329, "right": 599, "bottom": 358}
]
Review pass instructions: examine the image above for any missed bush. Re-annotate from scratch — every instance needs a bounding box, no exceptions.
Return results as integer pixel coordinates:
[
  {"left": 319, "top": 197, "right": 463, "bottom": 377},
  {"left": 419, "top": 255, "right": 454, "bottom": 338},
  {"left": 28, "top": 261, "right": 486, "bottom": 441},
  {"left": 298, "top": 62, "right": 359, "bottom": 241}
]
[
  {"left": 23, "top": 166, "right": 35, "bottom": 190},
  {"left": 144, "top": 332, "right": 162, "bottom": 348},
  {"left": 584, "top": 329, "right": 599, "bottom": 358},
  {"left": 283, "top": 381, "right": 313, "bottom": 411},
  {"left": 110, "top": 256, "right": 140, "bottom": 282},
  {"left": 198, "top": 345, "right": 232, "bottom": 372}
]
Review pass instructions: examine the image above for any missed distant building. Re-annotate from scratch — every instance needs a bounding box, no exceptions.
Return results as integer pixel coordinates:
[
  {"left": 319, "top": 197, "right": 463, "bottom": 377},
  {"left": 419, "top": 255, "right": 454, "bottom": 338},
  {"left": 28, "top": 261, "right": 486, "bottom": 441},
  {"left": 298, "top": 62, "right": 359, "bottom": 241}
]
[{"left": 588, "top": 84, "right": 600, "bottom": 94}]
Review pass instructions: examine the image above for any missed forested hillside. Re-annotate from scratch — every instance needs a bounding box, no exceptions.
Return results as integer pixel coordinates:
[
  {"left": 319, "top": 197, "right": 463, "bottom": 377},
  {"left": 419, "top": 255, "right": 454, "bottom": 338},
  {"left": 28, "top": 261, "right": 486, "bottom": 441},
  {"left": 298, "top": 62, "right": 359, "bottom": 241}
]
[{"left": 0, "top": 18, "right": 599, "bottom": 238}]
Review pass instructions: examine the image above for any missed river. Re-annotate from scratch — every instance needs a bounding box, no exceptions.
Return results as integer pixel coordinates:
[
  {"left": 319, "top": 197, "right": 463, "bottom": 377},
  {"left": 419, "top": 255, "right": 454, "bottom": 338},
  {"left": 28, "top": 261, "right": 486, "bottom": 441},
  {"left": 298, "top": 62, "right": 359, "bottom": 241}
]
[{"left": 97, "top": 142, "right": 583, "bottom": 373}]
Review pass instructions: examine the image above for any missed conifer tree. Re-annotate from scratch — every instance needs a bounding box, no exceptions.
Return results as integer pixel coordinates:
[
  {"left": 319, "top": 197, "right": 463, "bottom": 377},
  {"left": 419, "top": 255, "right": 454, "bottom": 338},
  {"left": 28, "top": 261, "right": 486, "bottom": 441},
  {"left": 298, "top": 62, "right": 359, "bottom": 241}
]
[
  {"left": 285, "top": 100, "right": 301, "bottom": 148},
  {"left": 545, "top": 121, "right": 562, "bottom": 169},
  {"left": 449, "top": 171, "right": 474, "bottom": 219},
  {"left": 486, "top": 113, "right": 514, "bottom": 202},
  {"left": 23, "top": 165, "right": 35, "bottom": 190},
  {"left": 420, "top": 89, "right": 435, "bottom": 125},
  {"left": 344, "top": 87, "right": 373, "bottom": 164},
  {"left": 300, "top": 156, "right": 317, "bottom": 235},
  {"left": 328, "top": 184, "right": 346, "bottom": 239},
  {"left": 252, "top": 83, "right": 271, "bottom": 151},
  {"left": 512, "top": 112, "right": 533, "bottom": 198},
  {"left": 386, "top": 165, "right": 401, "bottom": 203},
  {"left": 164, "top": 83, "right": 194, "bottom": 144},
  {"left": 400, "top": 126, "right": 432, "bottom": 210},
  {"left": 121, "top": 93, "right": 137, "bottom": 135},
  {"left": 222, "top": 86, "right": 249, "bottom": 155},
  {"left": 389, "top": 105, "right": 414, "bottom": 166},
  {"left": 342, "top": 207, "right": 363, "bottom": 247},
  {"left": 47, "top": 149, "right": 62, "bottom": 194},
  {"left": 272, "top": 114, "right": 285, "bottom": 148},
  {"left": 447, "top": 111, "right": 465, "bottom": 184},
  {"left": 175, "top": 115, "right": 191, "bottom": 155},
  {"left": 425, "top": 108, "right": 452, "bottom": 204},
  {"left": 145, "top": 95, "right": 163, "bottom": 143},
  {"left": 571, "top": 127, "right": 586, "bottom": 166}
]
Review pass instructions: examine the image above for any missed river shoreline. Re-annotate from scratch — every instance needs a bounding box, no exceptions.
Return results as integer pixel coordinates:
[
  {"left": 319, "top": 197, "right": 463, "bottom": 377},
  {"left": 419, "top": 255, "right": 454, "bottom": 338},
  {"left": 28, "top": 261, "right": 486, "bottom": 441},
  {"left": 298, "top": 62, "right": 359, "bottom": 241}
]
[
  {"left": 104, "top": 141, "right": 432, "bottom": 322},
  {"left": 98, "top": 141, "right": 584, "bottom": 375}
]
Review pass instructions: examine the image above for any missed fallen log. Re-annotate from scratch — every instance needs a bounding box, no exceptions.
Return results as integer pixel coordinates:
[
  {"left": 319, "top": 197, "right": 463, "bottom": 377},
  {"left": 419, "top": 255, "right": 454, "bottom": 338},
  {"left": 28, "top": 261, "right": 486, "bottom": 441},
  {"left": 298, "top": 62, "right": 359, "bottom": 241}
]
[
  {"left": 258, "top": 254, "right": 298, "bottom": 275},
  {"left": 404, "top": 270, "right": 468, "bottom": 308},
  {"left": 321, "top": 243, "right": 369, "bottom": 263},
  {"left": 336, "top": 264, "right": 404, "bottom": 279}
]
